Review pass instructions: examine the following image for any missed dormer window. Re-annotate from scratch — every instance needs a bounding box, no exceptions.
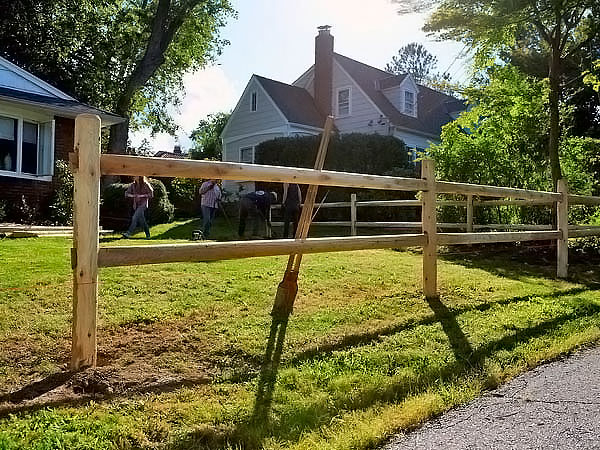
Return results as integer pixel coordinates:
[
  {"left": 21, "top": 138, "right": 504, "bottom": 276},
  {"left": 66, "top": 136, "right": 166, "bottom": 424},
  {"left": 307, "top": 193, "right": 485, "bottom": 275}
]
[
  {"left": 251, "top": 92, "right": 257, "bottom": 111},
  {"left": 336, "top": 87, "right": 351, "bottom": 117},
  {"left": 404, "top": 91, "right": 415, "bottom": 116}
]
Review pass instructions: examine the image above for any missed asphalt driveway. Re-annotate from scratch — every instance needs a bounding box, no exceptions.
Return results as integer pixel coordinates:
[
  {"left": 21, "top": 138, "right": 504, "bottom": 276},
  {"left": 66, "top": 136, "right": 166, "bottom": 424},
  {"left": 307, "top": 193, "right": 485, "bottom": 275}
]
[{"left": 382, "top": 345, "right": 600, "bottom": 450}]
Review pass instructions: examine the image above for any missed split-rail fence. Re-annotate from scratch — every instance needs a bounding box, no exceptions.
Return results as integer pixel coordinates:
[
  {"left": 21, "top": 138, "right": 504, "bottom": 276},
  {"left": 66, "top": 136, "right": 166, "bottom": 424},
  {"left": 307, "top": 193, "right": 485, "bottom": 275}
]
[{"left": 69, "top": 114, "right": 600, "bottom": 369}]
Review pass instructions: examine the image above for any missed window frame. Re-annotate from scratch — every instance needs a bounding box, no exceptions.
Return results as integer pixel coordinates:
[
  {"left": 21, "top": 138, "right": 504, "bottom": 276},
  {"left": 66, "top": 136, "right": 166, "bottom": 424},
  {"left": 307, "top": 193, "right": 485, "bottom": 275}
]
[
  {"left": 239, "top": 145, "right": 255, "bottom": 164},
  {"left": 336, "top": 86, "right": 352, "bottom": 117},
  {"left": 0, "top": 107, "right": 54, "bottom": 182},
  {"left": 250, "top": 91, "right": 257, "bottom": 112},
  {"left": 404, "top": 90, "right": 416, "bottom": 117}
]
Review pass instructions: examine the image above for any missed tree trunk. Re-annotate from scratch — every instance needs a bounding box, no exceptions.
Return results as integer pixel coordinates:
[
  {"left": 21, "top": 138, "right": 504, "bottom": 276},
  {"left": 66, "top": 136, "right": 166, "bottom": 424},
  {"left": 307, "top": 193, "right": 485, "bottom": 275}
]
[
  {"left": 108, "top": 117, "right": 130, "bottom": 155},
  {"left": 107, "top": 0, "right": 195, "bottom": 154}
]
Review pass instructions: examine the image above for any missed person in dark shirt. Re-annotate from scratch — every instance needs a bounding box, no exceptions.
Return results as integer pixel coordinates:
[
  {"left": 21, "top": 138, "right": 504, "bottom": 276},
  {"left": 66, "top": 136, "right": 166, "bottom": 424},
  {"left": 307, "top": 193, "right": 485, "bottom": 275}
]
[
  {"left": 238, "top": 190, "right": 276, "bottom": 238},
  {"left": 282, "top": 182, "right": 302, "bottom": 238}
]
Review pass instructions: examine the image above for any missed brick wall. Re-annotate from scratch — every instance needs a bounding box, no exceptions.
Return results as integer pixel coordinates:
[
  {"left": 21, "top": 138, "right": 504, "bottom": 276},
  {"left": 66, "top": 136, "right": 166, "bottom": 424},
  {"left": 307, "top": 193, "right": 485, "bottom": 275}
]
[{"left": 0, "top": 116, "right": 74, "bottom": 222}]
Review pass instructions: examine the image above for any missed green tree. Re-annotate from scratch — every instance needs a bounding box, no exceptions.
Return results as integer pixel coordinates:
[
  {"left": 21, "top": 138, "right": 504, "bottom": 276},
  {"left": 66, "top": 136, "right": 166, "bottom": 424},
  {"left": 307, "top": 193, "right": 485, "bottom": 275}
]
[
  {"left": 189, "top": 111, "right": 230, "bottom": 160},
  {"left": 430, "top": 65, "right": 549, "bottom": 191},
  {"left": 423, "top": 0, "right": 600, "bottom": 189},
  {"left": 386, "top": 42, "right": 440, "bottom": 84},
  {"left": 0, "top": 0, "right": 235, "bottom": 153}
]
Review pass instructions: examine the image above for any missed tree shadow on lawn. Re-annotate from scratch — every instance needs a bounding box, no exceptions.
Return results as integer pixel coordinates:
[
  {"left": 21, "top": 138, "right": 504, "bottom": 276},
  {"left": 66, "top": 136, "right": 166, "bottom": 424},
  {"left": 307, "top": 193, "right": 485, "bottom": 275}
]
[
  {"left": 440, "top": 245, "right": 600, "bottom": 287},
  {"left": 170, "top": 296, "right": 600, "bottom": 450}
]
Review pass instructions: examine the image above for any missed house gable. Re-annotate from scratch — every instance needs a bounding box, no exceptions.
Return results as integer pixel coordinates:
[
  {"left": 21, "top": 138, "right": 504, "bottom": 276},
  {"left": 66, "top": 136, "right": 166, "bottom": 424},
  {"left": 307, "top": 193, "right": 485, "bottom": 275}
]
[
  {"left": 221, "top": 75, "right": 288, "bottom": 142},
  {"left": 331, "top": 59, "right": 386, "bottom": 134},
  {"left": 0, "top": 56, "right": 74, "bottom": 100}
]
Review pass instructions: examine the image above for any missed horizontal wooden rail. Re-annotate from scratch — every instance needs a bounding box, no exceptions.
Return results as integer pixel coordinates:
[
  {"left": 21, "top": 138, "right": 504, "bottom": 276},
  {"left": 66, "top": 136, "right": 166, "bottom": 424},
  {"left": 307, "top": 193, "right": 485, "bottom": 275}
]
[
  {"left": 97, "top": 234, "right": 427, "bottom": 267},
  {"left": 569, "top": 228, "right": 600, "bottom": 238},
  {"left": 438, "top": 231, "right": 562, "bottom": 245},
  {"left": 568, "top": 194, "right": 600, "bottom": 205},
  {"left": 100, "top": 155, "right": 427, "bottom": 192},
  {"left": 436, "top": 181, "right": 561, "bottom": 201}
]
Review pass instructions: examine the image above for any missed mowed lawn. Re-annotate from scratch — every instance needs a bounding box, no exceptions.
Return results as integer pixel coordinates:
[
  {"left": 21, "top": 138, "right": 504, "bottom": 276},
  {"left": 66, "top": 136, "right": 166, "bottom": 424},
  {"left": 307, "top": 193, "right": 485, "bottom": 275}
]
[{"left": 0, "top": 219, "right": 599, "bottom": 449}]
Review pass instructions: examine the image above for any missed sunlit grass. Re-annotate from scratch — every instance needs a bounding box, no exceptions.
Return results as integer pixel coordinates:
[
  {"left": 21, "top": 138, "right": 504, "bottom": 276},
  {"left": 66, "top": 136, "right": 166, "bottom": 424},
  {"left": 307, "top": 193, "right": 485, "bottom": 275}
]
[{"left": 0, "top": 219, "right": 599, "bottom": 449}]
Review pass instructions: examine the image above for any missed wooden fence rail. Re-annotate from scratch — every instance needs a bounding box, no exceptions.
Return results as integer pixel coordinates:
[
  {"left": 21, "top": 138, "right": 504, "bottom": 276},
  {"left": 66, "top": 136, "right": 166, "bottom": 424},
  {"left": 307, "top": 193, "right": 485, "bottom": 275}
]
[{"left": 69, "top": 114, "right": 600, "bottom": 370}]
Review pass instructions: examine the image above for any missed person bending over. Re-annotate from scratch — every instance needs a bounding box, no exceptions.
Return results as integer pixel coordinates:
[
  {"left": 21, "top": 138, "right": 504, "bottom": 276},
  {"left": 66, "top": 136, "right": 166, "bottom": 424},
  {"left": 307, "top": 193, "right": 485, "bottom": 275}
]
[{"left": 238, "top": 190, "right": 276, "bottom": 238}]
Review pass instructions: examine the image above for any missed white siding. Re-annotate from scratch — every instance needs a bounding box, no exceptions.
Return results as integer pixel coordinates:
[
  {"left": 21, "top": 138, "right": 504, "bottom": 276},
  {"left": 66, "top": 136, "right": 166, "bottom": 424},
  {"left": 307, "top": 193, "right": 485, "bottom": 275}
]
[
  {"left": 382, "top": 76, "right": 418, "bottom": 118},
  {"left": 393, "top": 129, "right": 436, "bottom": 151},
  {"left": 0, "top": 58, "right": 74, "bottom": 100},
  {"left": 222, "top": 132, "right": 286, "bottom": 196},
  {"left": 222, "top": 77, "right": 287, "bottom": 141},
  {"left": 331, "top": 61, "right": 382, "bottom": 134}
]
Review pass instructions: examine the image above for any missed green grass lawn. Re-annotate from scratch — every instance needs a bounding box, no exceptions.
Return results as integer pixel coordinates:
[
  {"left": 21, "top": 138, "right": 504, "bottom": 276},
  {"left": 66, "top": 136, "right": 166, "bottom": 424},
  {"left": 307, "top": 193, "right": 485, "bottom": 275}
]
[{"left": 0, "top": 218, "right": 599, "bottom": 449}]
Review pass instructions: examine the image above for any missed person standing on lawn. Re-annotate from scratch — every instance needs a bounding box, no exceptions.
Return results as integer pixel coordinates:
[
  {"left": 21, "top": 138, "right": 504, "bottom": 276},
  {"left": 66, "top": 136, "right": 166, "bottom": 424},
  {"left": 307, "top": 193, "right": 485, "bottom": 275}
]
[
  {"left": 199, "top": 178, "right": 222, "bottom": 238},
  {"left": 282, "top": 182, "right": 302, "bottom": 238},
  {"left": 122, "top": 176, "right": 154, "bottom": 239}
]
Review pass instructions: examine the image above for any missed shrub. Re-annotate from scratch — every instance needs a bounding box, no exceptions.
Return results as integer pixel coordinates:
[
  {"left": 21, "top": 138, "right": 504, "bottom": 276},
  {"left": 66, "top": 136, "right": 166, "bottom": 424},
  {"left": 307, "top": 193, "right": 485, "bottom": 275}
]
[
  {"left": 255, "top": 133, "right": 416, "bottom": 221},
  {"left": 100, "top": 178, "right": 174, "bottom": 229},
  {"left": 48, "top": 159, "right": 74, "bottom": 225},
  {"left": 167, "top": 177, "right": 201, "bottom": 217}
]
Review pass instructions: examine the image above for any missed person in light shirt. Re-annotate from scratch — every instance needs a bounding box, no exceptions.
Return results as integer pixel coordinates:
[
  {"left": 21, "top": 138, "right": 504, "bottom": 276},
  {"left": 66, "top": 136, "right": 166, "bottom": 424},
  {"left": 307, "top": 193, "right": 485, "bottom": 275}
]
[
  {"left": 122, "top": 176, "right": 154, "bottom": 239},
  {"left": 199, "top": 179, "right": 222, "bottom": 238}
]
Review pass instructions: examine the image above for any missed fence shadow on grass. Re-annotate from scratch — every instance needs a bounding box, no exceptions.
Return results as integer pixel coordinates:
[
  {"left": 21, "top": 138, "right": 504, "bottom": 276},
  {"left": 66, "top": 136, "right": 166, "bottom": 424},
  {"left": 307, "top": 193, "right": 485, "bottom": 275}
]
[{"left": 170, "top": 298, "right": 600, "bottom": 450}]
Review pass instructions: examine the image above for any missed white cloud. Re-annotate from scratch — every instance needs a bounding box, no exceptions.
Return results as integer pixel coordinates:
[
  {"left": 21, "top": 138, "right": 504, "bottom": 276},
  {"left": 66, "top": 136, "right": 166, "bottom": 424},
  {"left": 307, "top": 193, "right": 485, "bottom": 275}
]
[{"left": 130, "top": 65, "right": 237, "bottom": 153}]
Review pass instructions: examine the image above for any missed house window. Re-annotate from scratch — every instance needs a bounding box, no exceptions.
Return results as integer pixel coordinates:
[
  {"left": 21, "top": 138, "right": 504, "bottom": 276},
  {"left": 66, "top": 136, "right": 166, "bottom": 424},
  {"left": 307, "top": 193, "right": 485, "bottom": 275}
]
[
  {"left": 404, "top": 91, "right": 415, "bottom": 116},
  {"left": 336, "top": 87, "right": 351, "bottom": 117},
  {"left": 251, "top": 92, "right": 257, "bottom": 112},
  {"left": 0, "top": 114, "right": 54, "bottom": 179},
  {"left": 240, "top": 146, "right": 254, "bottom": 163}
]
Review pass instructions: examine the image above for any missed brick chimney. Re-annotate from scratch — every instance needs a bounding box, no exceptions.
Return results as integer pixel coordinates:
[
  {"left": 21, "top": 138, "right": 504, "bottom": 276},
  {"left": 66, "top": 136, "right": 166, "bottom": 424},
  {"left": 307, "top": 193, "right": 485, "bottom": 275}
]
[{"left": 314, "top": 25, "right": 334, "bottom": 116}]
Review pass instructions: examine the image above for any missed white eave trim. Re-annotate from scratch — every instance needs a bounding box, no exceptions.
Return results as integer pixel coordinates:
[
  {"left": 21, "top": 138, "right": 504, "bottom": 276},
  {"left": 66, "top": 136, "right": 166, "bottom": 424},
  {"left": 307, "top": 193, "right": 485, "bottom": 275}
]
[
  {"left": 223, "top": 125, "right": 290, "bottom": 144},
  {"left": 0, "top": 95, "right": 123, "bottom": 127},
  {"left": 288, "top": 122, "right": 324, "bottom": 132}
]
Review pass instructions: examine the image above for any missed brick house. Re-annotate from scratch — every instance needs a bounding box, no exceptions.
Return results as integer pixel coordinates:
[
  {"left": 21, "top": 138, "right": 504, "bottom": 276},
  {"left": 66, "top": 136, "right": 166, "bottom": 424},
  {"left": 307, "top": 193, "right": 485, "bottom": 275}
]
[{"left": 0, "top": 56, "right": 122, "bottom": 221}]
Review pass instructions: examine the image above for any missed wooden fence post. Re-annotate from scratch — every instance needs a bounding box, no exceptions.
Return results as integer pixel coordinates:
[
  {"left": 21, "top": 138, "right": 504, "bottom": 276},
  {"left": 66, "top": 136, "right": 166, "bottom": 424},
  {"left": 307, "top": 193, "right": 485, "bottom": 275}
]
[
  {"left": 71, "top": 114, "right": 101, "bottom": 370},
  {"left": 466, "top": 194, "right": 474, "bottom": 233},
  {"left": 557, "top": 179, "right": 569, "bottom": 278},
  {"left": 350, "top": 193, "right": 357, "bottom": 236},
  {"left": 421, "top": 159, "right": 438, "bottom": 298}
]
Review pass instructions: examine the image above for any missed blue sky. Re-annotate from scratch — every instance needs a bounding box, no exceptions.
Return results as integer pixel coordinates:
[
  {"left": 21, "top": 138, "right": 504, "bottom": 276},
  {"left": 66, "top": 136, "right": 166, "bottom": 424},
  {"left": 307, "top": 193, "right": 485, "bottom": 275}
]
[{"left": 131, "top": 0, "right": 467, "bottom": 152}]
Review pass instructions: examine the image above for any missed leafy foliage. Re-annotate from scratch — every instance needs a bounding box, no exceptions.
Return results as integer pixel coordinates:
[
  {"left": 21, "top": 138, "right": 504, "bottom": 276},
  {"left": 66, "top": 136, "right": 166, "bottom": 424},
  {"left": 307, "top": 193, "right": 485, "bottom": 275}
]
[
  {"left": 189, "top": 112, "right": 231, "bottom": 160},
  {"left": 424, "top": 0, "right": 600, "bottom": 187},
  {"left": 48, "top": 160, "right": 74, "bottom": 225},
  {"left": 431, "top": 66, "right": 550, "bottom": 190},
  {"left": 166, "top": 177, "right": 201, "bottom": 216},
  {"left": 386, "top": 43, "right": 439, "bottom": 84},
  {"left": 256, "top": 133, "right": 410, "bottom": 175},
  {"left": 0, "top": 0, "right": 235, "bottom": 149}
]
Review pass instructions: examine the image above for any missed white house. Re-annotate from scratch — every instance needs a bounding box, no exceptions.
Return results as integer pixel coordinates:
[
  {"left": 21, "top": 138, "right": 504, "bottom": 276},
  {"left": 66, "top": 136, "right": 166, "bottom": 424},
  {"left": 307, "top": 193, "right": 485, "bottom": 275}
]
[{"left": 221, "top": 26, "right": 464, "bottom": 193}]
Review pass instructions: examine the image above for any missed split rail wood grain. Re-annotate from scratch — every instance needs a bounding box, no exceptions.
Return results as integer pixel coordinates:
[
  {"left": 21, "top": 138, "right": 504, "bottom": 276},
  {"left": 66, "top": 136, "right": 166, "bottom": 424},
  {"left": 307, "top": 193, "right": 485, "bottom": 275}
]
[{"left": 70, "top": 114, "right": 600, "bottom": 369}]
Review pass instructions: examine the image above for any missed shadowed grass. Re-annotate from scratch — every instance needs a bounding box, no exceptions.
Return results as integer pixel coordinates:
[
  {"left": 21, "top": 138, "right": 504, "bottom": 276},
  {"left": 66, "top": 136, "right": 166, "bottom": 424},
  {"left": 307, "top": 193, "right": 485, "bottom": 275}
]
[{"left": 0, "top": 221, "right": 599, "bottom": 449}]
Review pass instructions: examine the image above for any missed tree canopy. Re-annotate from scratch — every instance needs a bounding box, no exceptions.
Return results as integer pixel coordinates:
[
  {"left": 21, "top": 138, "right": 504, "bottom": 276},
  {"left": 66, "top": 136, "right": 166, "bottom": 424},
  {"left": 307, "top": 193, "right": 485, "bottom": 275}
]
[
  {"left": 188, "top": 112, "right": 230, "bottom": 160},
  {"left": 423, "top": 0, "right": 600, "bottom": 188},
  {"left": 0, "top": 0, "right": 235, "bottom": 152}
]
